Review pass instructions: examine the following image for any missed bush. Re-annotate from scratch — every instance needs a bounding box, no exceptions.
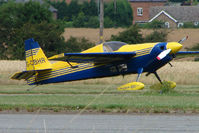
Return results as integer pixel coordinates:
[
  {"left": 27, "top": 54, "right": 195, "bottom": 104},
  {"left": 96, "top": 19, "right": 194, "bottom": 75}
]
[
  {"left": 141, "top": 20, "right": 165, "bottom": 29},
  {"left": 85, "top": 16, "right": 99, "bottom": 28},
  {"left": 194, "top": 58, "right": 199, "bottom": 61},
  {"left": 65, "top": 21, "right": 73, "bottom": 28},
  {"left": 72, "top": 12, "right": 86, "bottom": 27},
  {"left": 187, "top": 43, "right": 199, "bottom": 61},
  {"left": 188, "top": 43, "right": 199, "bottom": 51},
  {"left": 182, "top": 22, "right": 194, "bottom": 28},
  {"left": 110, "top": 25, "right": 144, "bottom": 44},
  {"left": 145, "top": 30, "right": 168, "bottom": 42},
  {"left": 109, "top": 24, "right": 167, "bottom": 44},
  {"left": 104, "top": 17, "right": 114, "bottom": 28},
  {"left": 65, "top": 37, "right": 95, "bottom": 52},
  {"left": 150, "top": 81, "right": 176, "bottom": 94}
]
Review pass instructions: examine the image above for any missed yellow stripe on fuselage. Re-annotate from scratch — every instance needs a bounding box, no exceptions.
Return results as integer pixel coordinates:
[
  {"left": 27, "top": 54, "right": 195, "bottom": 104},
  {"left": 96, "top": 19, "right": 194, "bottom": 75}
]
[
  {"left": 37, "top": 63, "right": 95, "bottom": 81},
  {"left": 27, "top": 62, "right": 101, "bottom": 84},
  {"left": 134, "top": 47, "right": 153, "bottom": 57}
]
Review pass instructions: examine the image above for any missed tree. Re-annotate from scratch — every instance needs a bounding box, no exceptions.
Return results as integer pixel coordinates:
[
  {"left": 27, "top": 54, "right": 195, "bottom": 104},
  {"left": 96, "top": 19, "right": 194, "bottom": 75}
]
[
  {"left": 0, "top": 0, "right": 6, "bottom": 6},
  {"left": 81, "top": 0, "right": 98, "bottom": 17},
  {"left": 67, "top": 0, "right": 80, "bottom": 21},
  {"left": 81, "top": 1, "right": 90, "bottom": 16},
  {"left": 88, "top": 0, "right": 98, "bottom": 16},
  {"left": 50, "top": 1, "right": 68, "bottom": 20},
  {"left": 0, "top": 1, "right": 65, "bottom": 59},
  {"left": 105, "top": 0, "right": 133, "bottom": 27},
  {"left": 21, "top": 1, "right": 52, "bottom": 24}
]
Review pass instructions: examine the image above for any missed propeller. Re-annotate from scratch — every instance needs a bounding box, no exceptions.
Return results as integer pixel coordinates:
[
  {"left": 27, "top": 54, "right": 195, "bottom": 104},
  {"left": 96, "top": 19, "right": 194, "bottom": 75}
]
[
  {"left": 156, "top": 49, "right": 171, "bottom": 60},
  {"left": 157, "top": 36, "right": 187, "bottom": 61},
  {"left": 178, "top": 36, "right": 188, "bottom": 44}
]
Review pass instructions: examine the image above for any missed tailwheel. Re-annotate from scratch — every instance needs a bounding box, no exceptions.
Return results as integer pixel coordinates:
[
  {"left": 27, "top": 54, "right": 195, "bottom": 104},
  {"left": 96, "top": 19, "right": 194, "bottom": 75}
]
[{"left": 117, "top": 82, "right": 144, "bottom": 91}]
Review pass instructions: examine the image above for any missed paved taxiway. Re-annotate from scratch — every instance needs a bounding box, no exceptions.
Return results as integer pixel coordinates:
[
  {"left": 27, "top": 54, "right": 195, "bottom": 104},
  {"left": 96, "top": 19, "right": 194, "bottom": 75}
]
[{"left": 0, "top": 114, "right": 199, "bottom": 133}]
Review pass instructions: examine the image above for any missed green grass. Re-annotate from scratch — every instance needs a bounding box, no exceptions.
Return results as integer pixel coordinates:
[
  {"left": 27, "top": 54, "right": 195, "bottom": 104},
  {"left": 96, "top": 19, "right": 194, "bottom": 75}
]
[{"left": 0, "top": 84, "right": 199, "bottom": 113}]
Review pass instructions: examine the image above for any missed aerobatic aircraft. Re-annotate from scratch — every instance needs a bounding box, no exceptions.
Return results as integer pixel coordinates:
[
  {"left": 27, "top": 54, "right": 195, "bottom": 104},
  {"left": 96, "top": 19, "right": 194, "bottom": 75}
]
[{"left": 11, "top": 37, "right": 199, "bottom": 90}]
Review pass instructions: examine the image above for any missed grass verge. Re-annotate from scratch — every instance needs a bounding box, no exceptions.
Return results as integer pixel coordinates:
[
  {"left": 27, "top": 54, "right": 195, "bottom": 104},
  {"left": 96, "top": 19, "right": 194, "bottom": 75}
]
[{"left": 0, "top": 84, "right": 199, "bottom": 114}]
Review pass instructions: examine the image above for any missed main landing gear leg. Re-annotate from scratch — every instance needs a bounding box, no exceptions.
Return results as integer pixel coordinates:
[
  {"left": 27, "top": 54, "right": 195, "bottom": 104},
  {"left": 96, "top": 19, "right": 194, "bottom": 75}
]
[
  {"left": 154, "top": 71, "right": 163, "bottom": 84},
  {"left": 136, "top": 68, "right": 143, "bottom": 82}
]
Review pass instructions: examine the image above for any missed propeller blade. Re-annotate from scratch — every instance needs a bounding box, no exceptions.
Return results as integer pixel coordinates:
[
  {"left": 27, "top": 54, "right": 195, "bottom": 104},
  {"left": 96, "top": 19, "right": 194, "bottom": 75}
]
[
  {"left": 156, "top": 49, "right": 171, "bottom": 60},
  {"left": 178, "top": 36, "right": 188, "bottom": 43}
]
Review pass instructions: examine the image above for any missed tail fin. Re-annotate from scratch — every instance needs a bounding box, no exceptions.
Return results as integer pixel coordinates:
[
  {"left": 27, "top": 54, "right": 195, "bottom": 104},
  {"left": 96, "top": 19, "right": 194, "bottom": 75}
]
[{"left": 25, "top": 38, "right": 52, "bottom": 71}]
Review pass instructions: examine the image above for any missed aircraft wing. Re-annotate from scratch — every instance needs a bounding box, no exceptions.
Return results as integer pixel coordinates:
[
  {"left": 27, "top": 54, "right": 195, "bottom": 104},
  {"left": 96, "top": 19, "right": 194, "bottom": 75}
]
[
  {"left": 177, "top": 51, "right": 199, "bottom": 55},
  {"left": 48, "top": 52, "right": 136, "bottom": 64}
]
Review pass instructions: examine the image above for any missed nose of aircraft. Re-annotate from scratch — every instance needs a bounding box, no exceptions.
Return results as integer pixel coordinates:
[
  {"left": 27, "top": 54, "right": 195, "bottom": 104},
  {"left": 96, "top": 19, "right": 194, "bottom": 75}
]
[{"left": 167, "top": 42, "right": 182, "bottom": 54}]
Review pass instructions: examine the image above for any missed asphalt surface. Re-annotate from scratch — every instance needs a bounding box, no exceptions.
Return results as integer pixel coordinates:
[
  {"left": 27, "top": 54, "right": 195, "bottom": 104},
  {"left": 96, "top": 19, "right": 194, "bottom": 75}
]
[{"left": 0, "top": 114, "right": 199, "bottom": 133}]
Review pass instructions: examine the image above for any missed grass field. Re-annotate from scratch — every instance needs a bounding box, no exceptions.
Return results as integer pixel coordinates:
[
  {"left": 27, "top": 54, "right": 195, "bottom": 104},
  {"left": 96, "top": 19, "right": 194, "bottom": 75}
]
[{"left": 0, "top": 84, "right": 199, "bottom": 113}]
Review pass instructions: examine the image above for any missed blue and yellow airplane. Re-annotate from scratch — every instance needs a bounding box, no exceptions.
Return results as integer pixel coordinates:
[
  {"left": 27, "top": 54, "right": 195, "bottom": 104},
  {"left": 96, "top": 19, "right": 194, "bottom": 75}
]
[{"left": 11, "top": 38, "right": 199, "bottom": 90}]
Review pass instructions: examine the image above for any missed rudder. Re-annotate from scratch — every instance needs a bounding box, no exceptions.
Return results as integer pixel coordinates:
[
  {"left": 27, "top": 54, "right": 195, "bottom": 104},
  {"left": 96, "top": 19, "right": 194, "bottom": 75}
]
[{"left": 25, "top": 38, "right": 52, "bottom": 71}]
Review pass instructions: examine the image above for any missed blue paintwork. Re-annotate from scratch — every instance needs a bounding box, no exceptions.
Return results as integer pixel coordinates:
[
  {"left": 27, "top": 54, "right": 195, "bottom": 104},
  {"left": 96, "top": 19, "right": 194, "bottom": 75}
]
[
  {"left": 28, "top": 42, "right": 175, "bottom": 85},
  {"left": 25, "top": 38, "right": 40, "bottom": 51}
]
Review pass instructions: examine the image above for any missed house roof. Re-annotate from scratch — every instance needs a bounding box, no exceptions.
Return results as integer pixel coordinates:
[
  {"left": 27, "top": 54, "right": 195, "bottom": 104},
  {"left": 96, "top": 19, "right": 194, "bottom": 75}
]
[
  {"left": 149, "top": 10, "right": 177, "bottom": 22},
  {"left": 129, "top": 0, "right": 167, "bottom": 2},
  {"left": 150, "top": 6, "right": 199, "bottom": 22}
]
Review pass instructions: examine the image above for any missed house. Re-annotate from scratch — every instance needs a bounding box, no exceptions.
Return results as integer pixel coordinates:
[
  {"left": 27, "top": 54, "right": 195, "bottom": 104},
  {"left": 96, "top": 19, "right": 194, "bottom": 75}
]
[
  {"left": 149, "top": 6, "right": 199, "bottom": 28},
  {"left": 128, "top": 0, "right": 167, "bottom": 24}
]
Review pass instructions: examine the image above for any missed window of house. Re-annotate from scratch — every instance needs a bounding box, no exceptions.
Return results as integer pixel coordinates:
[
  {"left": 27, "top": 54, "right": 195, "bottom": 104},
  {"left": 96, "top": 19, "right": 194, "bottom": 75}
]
[
  {"left": 165, "top": 22, "right": 170, "bottom": 28},
  {"left": 137, "top": 8, "right": 143, "bottom": 16},
  {"left": 194, "top": 21, "right": 199, "bottom": 26},
  {"left": 178, "top": 23, "right": 184, "bottom": 28}
]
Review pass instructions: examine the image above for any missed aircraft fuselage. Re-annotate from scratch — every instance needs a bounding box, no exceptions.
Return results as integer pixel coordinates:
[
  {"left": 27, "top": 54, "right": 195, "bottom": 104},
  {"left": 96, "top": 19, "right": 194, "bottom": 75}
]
[{"left": 28, "top": 42, "right": 175, "bottom": 85}]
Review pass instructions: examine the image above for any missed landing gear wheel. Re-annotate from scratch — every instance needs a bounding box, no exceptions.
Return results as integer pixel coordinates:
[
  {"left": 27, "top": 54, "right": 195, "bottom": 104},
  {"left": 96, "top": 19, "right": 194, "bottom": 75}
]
[{"left": 117, "top": 82, "right": 144, "bottom": 91}]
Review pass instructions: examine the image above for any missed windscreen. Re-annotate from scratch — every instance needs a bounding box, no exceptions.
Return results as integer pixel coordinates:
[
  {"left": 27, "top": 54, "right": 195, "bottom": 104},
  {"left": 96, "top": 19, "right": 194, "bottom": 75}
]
[{"left": 103, "top": 41, "right": 127, "bottom": 52}]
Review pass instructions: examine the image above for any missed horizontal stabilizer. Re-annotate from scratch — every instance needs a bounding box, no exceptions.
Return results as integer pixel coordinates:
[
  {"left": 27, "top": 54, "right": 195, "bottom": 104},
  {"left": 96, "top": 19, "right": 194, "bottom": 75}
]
[
  {"left": 11, "top": 71, "right": 35, "bottom": 80},
  {"left": 48, "top": 52, "right": 136, "bottom": 63}
]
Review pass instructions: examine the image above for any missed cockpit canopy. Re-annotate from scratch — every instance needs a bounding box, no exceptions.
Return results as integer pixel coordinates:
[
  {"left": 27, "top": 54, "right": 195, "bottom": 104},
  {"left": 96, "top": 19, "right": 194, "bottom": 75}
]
[{"left": 103, "top": 41, "right": 127, "bottom": 52}]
